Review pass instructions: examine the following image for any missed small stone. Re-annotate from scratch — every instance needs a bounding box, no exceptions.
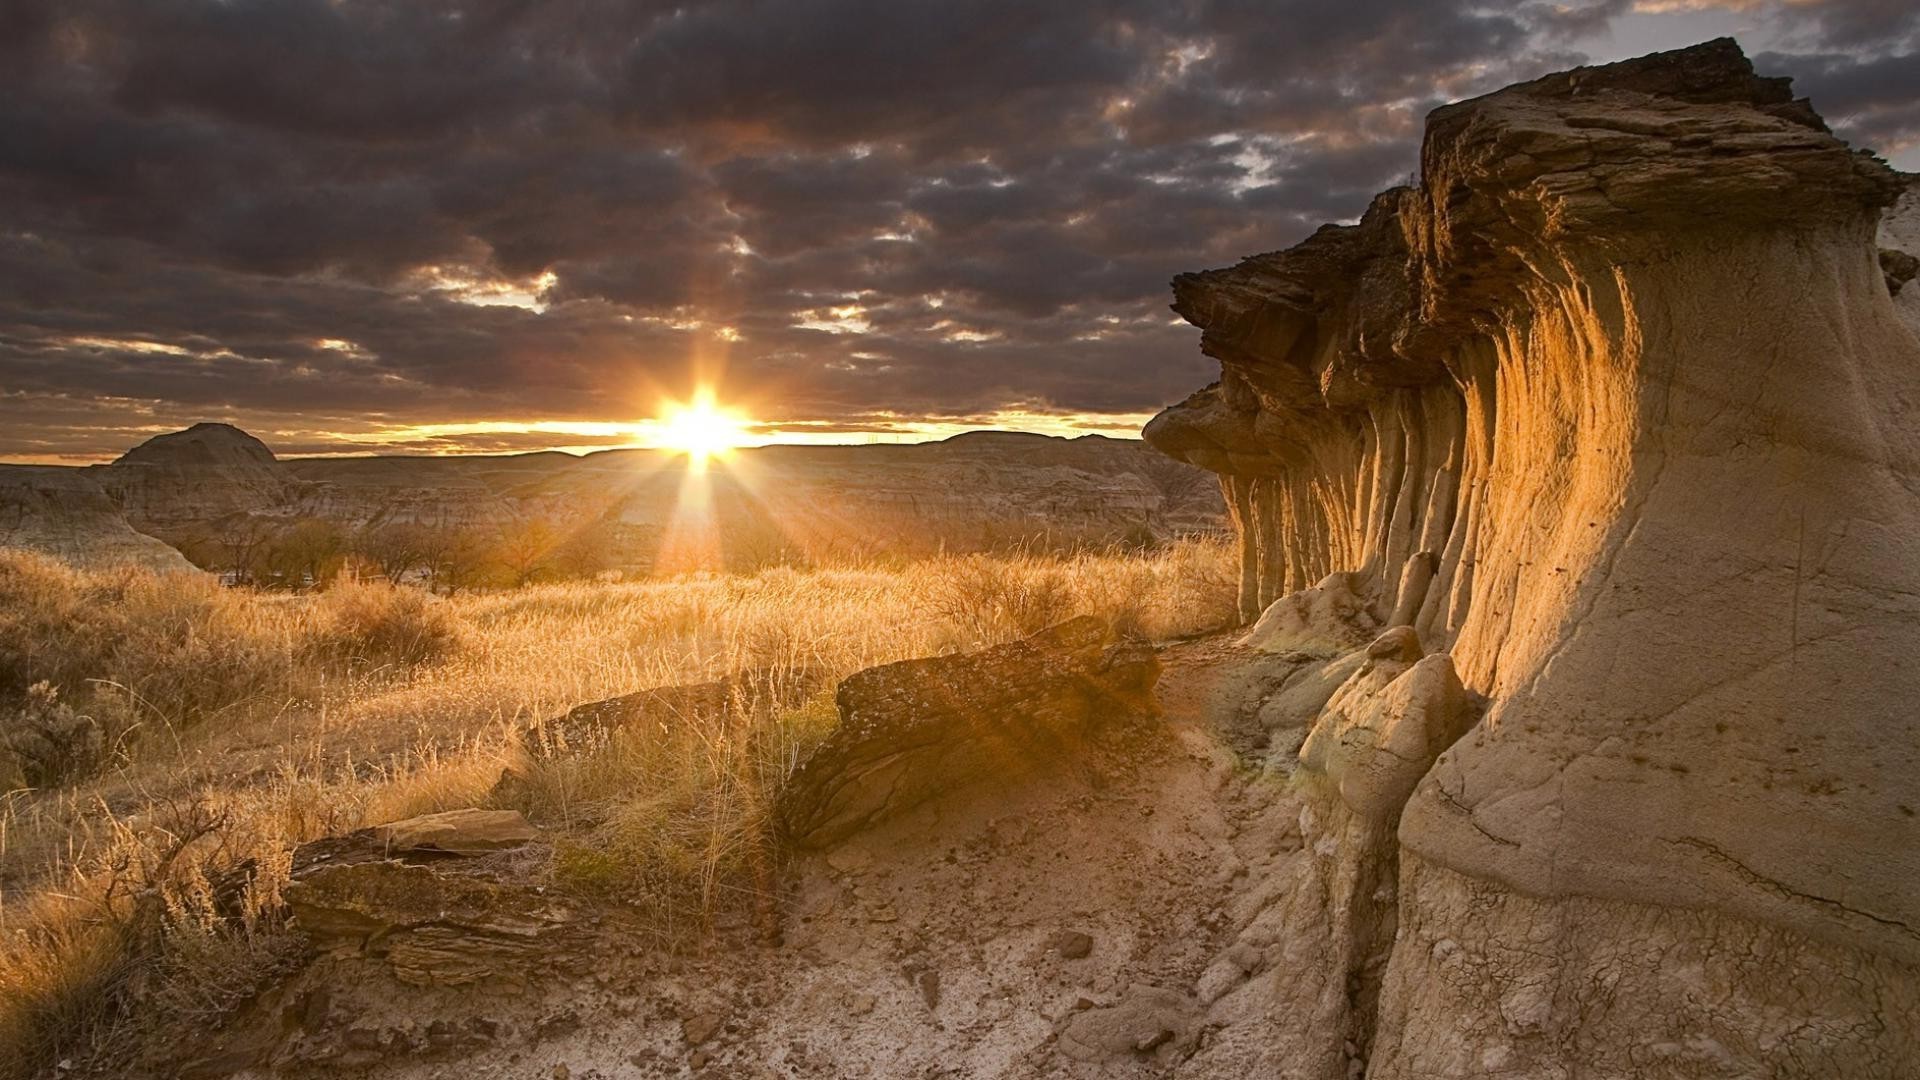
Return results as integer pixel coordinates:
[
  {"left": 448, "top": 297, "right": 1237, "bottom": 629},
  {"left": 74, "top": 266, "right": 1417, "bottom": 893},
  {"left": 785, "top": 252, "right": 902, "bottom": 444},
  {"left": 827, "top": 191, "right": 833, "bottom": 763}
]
[
  {"left": 1054, "top": 931, "right": 1094, "bottom": 960},
  {"left": 681, "top": 1009, "right": 727, "bottom": 1046},
  {"left": 847, "top": 992, "right": 877, "bottom": 1015},
  {"left": 868, "top": 903, "right": 899, "bottom": 923},
  {"left": 915, "top": 969, "right": 942, "bottom": 1010},
  {"left": 552, "top": 1066, "right": 570, "bottom": 1080},
  {"left": 690, "top": 1048, "right": 712, "bottom": 1069}
]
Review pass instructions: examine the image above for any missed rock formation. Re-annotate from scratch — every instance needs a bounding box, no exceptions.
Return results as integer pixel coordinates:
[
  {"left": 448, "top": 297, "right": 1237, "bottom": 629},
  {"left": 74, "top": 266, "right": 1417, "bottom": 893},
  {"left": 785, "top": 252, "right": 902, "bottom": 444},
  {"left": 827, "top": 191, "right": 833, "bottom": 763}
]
[
  {"left": 0, "top": 467, "right": 194, "bottom": 572},
  {"left": 1146, "top": 39, "right": 1919, "bottom": 1078},
  {"left": 525, "top": 666, "right": 823, "bottom": 759},
  {"left": 285, "top": 809, "right": 572, "bottom": 987},
  {"left": 779, "top": 616, "right": 1159, "bottom": 849},
  {"left": 99, "top": 422, "right": 301, "bottom": 532}
]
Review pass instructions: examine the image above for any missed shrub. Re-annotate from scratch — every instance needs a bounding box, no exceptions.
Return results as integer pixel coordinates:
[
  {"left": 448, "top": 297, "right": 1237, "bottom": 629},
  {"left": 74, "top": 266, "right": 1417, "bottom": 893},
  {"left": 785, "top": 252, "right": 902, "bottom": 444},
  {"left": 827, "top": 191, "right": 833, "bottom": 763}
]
[
  {"left": 927, "top": 552, "right": 1077, "bottom": 647},
  {"left": 1, "top": 683, "right": 129, "bottom": 789},
  {"left": 301, "top": 578, "right": 464, "bottom": 669},
  {"left": 0, "top": 798, "right": 303, "bottom": 1080},
  {"left": 0, "top": 550, "right": 294, "bottom": 743}
]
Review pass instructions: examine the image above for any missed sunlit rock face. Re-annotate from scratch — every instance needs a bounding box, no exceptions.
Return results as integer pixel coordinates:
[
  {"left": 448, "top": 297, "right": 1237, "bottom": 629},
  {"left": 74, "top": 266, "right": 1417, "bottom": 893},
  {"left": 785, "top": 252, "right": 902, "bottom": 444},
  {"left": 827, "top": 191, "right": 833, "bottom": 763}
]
[{"left": 1149, "top": 39, "right": 1920, "bottom": 1078}]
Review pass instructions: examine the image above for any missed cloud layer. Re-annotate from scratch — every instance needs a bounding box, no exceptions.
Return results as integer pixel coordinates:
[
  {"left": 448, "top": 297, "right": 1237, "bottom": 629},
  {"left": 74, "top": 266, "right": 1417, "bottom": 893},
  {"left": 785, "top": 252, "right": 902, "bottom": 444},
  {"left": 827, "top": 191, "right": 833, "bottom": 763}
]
[{"left": 2, "top": 0, "right": 1913, "bottom": 460}]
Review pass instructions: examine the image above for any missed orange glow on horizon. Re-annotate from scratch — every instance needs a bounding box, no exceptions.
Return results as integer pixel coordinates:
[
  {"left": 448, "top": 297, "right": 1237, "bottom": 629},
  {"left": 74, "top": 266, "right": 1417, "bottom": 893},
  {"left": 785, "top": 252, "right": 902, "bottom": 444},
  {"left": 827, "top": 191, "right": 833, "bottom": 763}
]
[{"left": 652, "top": 388, "right": 752, "bottom": 470}]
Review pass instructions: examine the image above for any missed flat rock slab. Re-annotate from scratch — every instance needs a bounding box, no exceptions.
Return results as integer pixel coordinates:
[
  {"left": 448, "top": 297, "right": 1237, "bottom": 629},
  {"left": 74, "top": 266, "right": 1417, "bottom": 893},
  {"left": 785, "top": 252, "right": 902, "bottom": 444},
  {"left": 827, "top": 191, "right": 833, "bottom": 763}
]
[
  {"left": 779, "top": 616, "right": 1159, "bottom": 849},
  {"left": 286, "top": 857, "right": 576, "bottom": 987},
  {"left": 527, "top": 666, "right": 822, "bottom": 757},
  {"left": 376, "top": 808, "right": 539, "bottom": 856}
]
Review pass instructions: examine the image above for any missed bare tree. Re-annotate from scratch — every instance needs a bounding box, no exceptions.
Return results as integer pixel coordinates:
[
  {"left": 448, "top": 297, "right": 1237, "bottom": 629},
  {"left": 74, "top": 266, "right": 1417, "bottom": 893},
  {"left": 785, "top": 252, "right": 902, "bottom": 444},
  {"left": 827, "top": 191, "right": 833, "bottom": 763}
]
[
  {"left": 420, "top": 526, "right": 497, "bottom": 595},
  {"left": 496, "top": 517, "right": 561, "bottom": 587},
  {"left": 211, "top": 515, "right": 275, "bottom": 585},
  {"left": 353, "top": 522, "right": 433, "bottom": 584}
]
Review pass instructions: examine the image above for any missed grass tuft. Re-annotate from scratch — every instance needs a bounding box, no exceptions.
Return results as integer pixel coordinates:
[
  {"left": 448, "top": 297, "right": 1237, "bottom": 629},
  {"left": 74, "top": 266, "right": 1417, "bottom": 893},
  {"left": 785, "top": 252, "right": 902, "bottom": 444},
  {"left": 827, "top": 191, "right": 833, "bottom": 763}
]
[{"left": 0, "top": 537, "right": 1235, "bottom": 1075}]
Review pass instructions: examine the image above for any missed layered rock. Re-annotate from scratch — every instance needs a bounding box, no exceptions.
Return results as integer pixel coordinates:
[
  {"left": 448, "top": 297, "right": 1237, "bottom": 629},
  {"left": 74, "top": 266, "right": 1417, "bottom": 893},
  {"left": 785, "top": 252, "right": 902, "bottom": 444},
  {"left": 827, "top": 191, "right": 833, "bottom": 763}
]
[
  {"left": 98, "top": 422, "right": 302, "bottom": 531},
  {"left": 524, "top": 666, "right": 822, "bottom": 759},
  {"left": 0, "top": 466, "right": 195, "bottom": 571},
  {"left": 779, "top": 616, "right": 1159, "bottom": 848},
  {"left": 286, "top": 810, "right": 570, "bottom": 987},
  {"left": 1147, "top": 39, "right": 1920, "bottom": 1077}
]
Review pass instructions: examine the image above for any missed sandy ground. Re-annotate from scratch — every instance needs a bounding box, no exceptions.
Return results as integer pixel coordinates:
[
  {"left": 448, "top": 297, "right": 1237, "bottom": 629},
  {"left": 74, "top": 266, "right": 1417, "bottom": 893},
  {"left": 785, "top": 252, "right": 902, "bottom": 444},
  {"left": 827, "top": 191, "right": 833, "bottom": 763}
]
[{"left": 215, "top": 634, "right": 1310, "bottom": 1080}]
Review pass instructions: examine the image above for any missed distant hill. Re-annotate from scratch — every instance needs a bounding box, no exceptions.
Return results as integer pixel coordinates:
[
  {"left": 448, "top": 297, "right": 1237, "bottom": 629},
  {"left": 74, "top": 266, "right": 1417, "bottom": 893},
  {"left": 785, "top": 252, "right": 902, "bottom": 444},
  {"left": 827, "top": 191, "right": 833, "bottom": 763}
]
[{"left": 0, "top": 425, "right": 1227, "bottom": 577}]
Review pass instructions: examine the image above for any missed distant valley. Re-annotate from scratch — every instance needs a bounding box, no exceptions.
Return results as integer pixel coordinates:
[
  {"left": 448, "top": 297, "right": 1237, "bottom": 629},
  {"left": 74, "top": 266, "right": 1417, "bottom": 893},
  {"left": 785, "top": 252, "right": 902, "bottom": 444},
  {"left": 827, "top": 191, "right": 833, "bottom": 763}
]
[{"left": 0, "top": 423, "right": 1226, "bottom": 581}]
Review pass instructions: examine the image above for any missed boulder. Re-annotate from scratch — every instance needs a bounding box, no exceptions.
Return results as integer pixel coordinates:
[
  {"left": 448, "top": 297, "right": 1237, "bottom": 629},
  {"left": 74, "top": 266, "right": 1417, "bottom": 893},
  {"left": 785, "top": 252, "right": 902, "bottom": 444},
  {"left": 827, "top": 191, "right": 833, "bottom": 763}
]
[
  {"left": 1238, "top": 572, "right": 1377, "bottom": 657},
  {"left": 527, "top": 667, "right": 821, "bottom": 758},
  {"left": 779, "top": 616, "right": 1158, "bottom": 848},
  {"left": 1057, "top": 984, "right": 1198, "bottom": 1063},
  {"left": 285, "top": 809, "right": 565, "bottom": 986}
]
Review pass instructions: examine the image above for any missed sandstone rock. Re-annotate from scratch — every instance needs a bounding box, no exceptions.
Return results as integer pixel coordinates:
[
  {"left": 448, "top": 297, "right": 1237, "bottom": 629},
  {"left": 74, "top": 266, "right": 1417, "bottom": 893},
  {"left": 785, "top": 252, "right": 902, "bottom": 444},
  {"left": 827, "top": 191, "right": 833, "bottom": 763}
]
[
  {"left": 99, "top": 422, "right": 301, "bottom": 532},
  {"left": 0, "top": 466, "right": 196, "bottom": 571},
  {"left": 1298, "top": 631, "right": 1474, "bottom": 823},
  {"left": 374, "top": 809, "right": 539, "bottom": 856},
  {"left": 528, "top": 667, "right": 821, "bottom": 758},
  {"left": 1056, "top": 984, "right": 1197, "bottom": 1062},
  {"left": 1880, "top": 176, "right": 1920, "bottom": 335},
  {"left": 778, "top": 616, "right": 1159, "bottom": 849},
  {"left": 286, "top": 819, "right": 570, "bottom": 987},
  {"left": 1237, "top": 571, "right": 1376, "bottom": 656},
  {"left": 1148, "top": 38, "right": 1920, "bottom": 1078}
]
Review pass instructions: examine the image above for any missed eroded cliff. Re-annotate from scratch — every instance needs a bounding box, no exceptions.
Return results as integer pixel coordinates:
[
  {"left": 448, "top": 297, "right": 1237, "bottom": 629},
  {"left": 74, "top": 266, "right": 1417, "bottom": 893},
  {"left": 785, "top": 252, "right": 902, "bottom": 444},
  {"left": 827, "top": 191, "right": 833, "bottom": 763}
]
[{"left": 1147, "top": 39, "right": 1920, "bottom": 1077}]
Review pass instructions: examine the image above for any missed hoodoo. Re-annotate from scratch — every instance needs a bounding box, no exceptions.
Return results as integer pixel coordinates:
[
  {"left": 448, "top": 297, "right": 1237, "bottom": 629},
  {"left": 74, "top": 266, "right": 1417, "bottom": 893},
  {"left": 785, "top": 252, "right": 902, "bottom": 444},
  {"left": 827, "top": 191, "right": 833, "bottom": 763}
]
[{"left": 1147, "top": 39, "right": 1920, "bottom": 1077}]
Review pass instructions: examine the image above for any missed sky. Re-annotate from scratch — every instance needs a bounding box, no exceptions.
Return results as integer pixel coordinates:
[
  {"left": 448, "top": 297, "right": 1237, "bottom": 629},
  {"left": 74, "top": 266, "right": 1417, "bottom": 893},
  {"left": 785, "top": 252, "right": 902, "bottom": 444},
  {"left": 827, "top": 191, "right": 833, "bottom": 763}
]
[{"left": 2, "top": 0, "right": 1915, "bottom": 462}]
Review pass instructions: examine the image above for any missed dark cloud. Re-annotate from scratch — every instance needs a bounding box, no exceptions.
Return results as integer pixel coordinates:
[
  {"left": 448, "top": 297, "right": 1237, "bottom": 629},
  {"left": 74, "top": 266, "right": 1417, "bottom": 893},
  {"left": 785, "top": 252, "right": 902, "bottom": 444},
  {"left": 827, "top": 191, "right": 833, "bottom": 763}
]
[
  {"left": 1761, "top": 48, "right": 1920, "bottom": 158},
  {"left": 0, "top": 0, "right": 1911, "bottom": 461}
]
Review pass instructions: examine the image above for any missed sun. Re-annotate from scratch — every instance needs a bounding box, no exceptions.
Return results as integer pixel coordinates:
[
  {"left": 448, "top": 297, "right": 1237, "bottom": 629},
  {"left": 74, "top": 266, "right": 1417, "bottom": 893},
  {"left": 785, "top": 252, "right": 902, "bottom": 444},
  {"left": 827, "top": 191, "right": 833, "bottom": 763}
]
[{"left": 654, "top": 389, "right": 750, "bottom": 467}]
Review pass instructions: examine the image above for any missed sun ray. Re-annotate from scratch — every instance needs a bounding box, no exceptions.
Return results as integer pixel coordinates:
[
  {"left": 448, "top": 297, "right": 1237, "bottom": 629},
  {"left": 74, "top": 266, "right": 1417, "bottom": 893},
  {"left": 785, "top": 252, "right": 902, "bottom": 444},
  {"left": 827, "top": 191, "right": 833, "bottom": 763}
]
[{"left": 653, "top": 388, "right": 752, "bottom": 472}]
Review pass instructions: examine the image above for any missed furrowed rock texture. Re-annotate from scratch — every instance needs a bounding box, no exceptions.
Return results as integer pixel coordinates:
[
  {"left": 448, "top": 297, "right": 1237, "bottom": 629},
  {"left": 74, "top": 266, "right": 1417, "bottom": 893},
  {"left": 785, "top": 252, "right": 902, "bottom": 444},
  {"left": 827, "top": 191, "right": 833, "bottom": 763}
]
[
  {"left": 779, "top": 616, "right": 1158, "bottom": 849},
  {"left": 99, "top": 422, "right": 302, "bottom": 531},
  {"left": 524, "top": 666, "right": 822, "bottom": 759},
  {"left": 286, "top": 814, "right": 569, "bottom": 987},
  {"left": 0, "top": 466, "right": 196, "bottom": 571},
  {"left": 1146, "top": 40, "right": 1920, "bottom": 1077}
]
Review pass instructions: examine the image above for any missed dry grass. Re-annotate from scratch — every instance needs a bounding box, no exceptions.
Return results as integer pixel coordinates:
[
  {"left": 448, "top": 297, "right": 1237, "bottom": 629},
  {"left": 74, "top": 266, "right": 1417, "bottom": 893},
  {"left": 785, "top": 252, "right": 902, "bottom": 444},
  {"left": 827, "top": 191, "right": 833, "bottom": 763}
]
[{"left": 0, "top": 537, "right": 1236, "bottom": 1075}]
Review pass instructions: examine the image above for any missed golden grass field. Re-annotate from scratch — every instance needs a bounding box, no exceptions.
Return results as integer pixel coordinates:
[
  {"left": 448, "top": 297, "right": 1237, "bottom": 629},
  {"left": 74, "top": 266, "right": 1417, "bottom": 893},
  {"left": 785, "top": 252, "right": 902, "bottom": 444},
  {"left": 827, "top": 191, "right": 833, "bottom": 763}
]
[{"left": 0, "top": 538, "right": 1236, "bottom": 1075}]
